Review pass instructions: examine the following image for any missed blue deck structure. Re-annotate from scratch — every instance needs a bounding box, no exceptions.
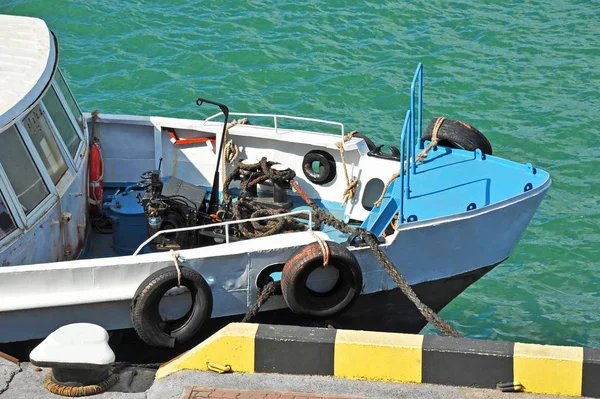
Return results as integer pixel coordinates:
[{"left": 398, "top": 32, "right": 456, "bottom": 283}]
[{"left": 362, "top": 64, "right": 549, "bottom": 237}]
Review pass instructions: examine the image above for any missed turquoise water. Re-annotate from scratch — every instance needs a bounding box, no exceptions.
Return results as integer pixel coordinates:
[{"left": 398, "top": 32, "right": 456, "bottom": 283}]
[{"left": 3, "top": 1, "right": 599, "bottom": 347}]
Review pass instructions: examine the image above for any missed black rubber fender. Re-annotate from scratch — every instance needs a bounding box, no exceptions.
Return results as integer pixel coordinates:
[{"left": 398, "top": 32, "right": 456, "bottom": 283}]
[
  {"left": 281, "top": 242, "right": 362, "bottom": 318},
  {"left": 353, "top": 133, "right": 377, "bottom": 151},
  {"left": 302, "top": 150, "right": 336, "bottom": 185},
  {"left": 131, "top": 266, "right": 212, "bottom": 348},
  {"left": 423, "top": 117, "right": 493, "bottom": 155}
]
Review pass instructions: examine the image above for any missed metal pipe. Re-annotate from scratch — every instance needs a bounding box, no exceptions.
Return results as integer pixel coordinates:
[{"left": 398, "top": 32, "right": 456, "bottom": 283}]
[
  {"left": 133, "top": 209, "right": 314, "bottom": 255},
  {"left": 196, "top": 97, "right": 229, "bottom": 215}
]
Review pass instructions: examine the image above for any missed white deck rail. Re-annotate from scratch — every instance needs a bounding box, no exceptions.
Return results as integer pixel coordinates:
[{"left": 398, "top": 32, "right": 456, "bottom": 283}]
[
  {"left": 202, "top": 112, "right": 345, "bottom": 141},
  {"left": 132, "top": 209, "right": 314, "bottom": 256}
]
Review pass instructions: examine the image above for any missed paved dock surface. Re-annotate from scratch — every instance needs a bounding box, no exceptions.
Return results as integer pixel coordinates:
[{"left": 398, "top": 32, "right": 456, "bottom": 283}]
[
  {"left": 0, "top": 358, "right": 577, "bottom": 399},
  {"left": 182, "top": 386, "right": 362, "bottom": 398}
]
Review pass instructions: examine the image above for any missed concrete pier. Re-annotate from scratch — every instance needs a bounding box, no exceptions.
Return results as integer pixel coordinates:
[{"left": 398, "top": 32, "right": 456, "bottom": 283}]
[{"left": 1, "top": 323, "right": 596, "bottom": 398}]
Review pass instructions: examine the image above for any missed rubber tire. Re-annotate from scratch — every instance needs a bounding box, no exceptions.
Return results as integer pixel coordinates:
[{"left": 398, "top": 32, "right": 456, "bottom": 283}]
[
  {"left": 302, "top": 150, "right": 336, "bottom": 185},
  {"left": 423, "top": 117, "right": 493, "bottom": 155},
  {"left": 281, "top": 242, "right": 362, "bottom": 318},
  {"left": 131, "top": 266, "right": 212, "bottom": 348}
]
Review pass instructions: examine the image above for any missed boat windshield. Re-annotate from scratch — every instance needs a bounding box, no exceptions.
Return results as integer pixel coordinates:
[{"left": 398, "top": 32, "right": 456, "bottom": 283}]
[
  {"left": 0, "top": 193, "right": 16, "bottom": 241},
  {"left": 22, "top": 104, "right": 69, "bottom": 184},
  {"left": 0, "top": 126, "right": 49, "bottom": 214},
  {"left": 42, "top": 85, "right": 81, "bottom": 158},
  {"left": 54, "top": 69, "right": 84, "bottom": 133}
]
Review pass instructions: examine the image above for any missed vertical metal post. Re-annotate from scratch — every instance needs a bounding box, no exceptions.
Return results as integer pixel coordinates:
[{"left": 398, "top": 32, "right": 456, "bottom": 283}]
[
  {"left": 196, "top": 97, "right": 229, "bottom": 215},
  {"left": 406, "top": 111, "right": 411, "bottom": 197},
  {"left": 225, "top": 224, "right": 229, "bottom": 243},
  {"left": 399, "top": 110, "right": 411, "bottom": 223},
  {"left": 419, "top": 64, "right": 423, "bottom": 149},
  {"left": 411, "top": 63, "right": 423, "bottom": 175}
]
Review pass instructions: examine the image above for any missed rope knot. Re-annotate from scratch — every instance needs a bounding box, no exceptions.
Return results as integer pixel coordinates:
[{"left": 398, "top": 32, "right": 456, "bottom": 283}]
[
  {"left": 416, "top": 117, "right": 445, "bottom": 163},
  {"left": 170, "top": 250, "right": 183, "bottom": 286},
  {"left": 337, "top": 130, "right": 360, "bottom": 206}
]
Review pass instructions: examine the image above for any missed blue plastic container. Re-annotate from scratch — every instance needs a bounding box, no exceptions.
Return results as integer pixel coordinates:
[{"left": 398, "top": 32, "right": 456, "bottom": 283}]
[{"left": 106, "top": 186, "right": 148, "bottom": 255}]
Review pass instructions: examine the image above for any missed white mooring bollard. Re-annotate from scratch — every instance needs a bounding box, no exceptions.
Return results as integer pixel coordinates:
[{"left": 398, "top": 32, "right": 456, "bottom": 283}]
[{"left": 30, "top": 323, "right": 117, "bottom": 396}]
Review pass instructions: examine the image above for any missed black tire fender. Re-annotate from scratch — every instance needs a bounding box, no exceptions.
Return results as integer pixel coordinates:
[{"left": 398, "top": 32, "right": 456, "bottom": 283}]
[
  {"left": 423, "top": 117, "right": 493, "bottom": 155},
  {"left": 281, "top": 242, "right": 362, "bottom": 318},
  {"left": 131, "top": 266, "right": 212, "bottom": 348},
  {"left": 302, "top": 150, "right": 336, "bottom": 185},
  {"left": 353, "top": 133, "right": 377, "bottom": 152}
]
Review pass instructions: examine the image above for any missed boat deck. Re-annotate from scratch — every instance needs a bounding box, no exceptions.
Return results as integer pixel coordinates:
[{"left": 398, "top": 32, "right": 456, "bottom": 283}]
[{"left": 82, "top": 188, "right": 353, "bottom": 260}]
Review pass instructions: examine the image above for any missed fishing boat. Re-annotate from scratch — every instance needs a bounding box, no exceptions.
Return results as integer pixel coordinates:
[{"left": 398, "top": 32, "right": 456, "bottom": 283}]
[{"left": 0, "top": 15, "right": 550, "bottom": 347}]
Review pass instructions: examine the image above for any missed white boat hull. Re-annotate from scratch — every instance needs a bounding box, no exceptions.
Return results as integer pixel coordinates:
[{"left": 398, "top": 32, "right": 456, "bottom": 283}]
[{"left": 0, "top": 178, "right": 548, "bottom": 343}]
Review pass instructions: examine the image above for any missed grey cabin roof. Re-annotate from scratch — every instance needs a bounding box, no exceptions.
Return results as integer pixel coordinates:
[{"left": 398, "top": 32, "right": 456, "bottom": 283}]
[{"left": 0, "top": 14, "right": 56, "bottom": 130}]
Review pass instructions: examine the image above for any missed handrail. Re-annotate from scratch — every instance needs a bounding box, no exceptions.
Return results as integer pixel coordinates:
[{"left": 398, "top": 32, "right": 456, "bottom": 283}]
[
  {"left": 202, "top": 111, "right": 345, "bottom": 142},
  {"left": 410, "top": 62, "right": 423, "bottom": 174},
  {"left": 132, "top": 209, "right": 314, "bottom": 256},
  {"left": 398, "top": 110, "right": 412, "bottom": 223}
]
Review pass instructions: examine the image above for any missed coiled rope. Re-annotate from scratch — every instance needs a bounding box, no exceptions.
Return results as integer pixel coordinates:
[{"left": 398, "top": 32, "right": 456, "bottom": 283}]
[
  {"left": 223, "top": 157, "right": 314, "bottom": 239},
  {"left": 43, "top": 372, "right": 118, "bottom": 397}
]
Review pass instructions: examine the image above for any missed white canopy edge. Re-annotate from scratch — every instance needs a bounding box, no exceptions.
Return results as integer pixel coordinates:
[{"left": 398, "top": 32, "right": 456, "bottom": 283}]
[{"left": 0, "top": 14, "right": 57, "bottom": 130}]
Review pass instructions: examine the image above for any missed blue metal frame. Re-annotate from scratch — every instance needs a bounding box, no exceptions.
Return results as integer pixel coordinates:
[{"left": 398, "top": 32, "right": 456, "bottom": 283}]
[
  {"left": 360, "top": 63, "right": 424, "bottom": 235},
  {"left": 398, "top": 110, "right": 412, "bottom": 222},
  {"left": 410, "top": 63, "right": 423, "bottom": 165},
  {"left": 360, "top": 63, "right": 550, "bottom": 237}
]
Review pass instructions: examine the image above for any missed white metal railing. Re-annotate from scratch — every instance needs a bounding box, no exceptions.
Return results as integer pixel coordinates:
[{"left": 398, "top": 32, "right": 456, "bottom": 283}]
[
  {"left": 132, "top": 209, "right": 314, "bottom": 256},
  {"left": 202, "top": 112, "right": 345, "bottom": 141}
]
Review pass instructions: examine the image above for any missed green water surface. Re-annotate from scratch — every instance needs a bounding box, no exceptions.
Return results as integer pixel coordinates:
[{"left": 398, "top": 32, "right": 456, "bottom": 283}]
[{"left": 2, "top": 0, "right": 599, "bottom": 347}]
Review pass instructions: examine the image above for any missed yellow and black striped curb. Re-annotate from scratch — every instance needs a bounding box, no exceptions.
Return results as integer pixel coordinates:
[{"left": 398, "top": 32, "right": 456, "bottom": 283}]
[{"left": 157, "top": 323, "right": 600, "bottom": 398}]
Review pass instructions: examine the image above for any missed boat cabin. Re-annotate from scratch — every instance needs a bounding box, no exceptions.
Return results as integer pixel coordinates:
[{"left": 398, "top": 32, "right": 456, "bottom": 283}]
[{"left": 0, "top": 15, "right": 89, "bottom": 266}]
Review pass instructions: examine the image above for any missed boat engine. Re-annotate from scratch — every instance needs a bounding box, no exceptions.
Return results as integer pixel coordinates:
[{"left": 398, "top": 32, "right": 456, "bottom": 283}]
[{"left": 139, "top": 170, "right": 209, "bottom": 250}]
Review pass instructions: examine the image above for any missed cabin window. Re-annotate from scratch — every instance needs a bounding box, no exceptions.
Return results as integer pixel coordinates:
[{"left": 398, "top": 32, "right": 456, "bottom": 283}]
[
  {"left": 0, "top": 126, "right": 49, "bottom": 215},
  {"left": 22, "top": 105, "right": 69, "bottom": 184},
  {"left": 55, "top": 69, "right": 84, "bottom": 132},
  {"left": 0, "top": 193, "right": 16, "bottom": 241},
  {"left": 43, "top": 85, "right": 82, "bottom": 157}
]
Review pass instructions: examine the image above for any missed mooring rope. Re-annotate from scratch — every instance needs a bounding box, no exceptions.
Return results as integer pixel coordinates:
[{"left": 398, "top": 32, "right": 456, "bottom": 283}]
[
  {"left": 170, "top": 250, "right": 182, "bottom": 286},
  {"left": 309, "top": 230, "right": 330, "bottom": 266},
  {"left": 290, "top": 179, "right": 462, "bottom": 338},
  {"left": 242, "top": 280, "right": 277, "bottom": 322},
  {"left": 231, "top": 157, "right": 460, "bottom": 337},
  {"left": 416, "top": 116, "right": 445, "bottom": 163},
  {"left": 373, "top": 171, "right": 400, "bottom": 208},
  {"left": 43, "top": 372, "right": 118, "bottom": 397},
  {"left": 336, "top": 131, "right": 359, "bottom": 206},
  {"left": 90, "top": 109, "right": 100, "bottom": 140},
  {"left": 220, "top": 118, "right": 250, "bottom": 194}
]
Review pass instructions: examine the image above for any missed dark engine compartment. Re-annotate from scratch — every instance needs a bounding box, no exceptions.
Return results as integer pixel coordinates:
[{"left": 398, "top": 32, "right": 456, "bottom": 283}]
[{"left": 138, "top": 170, "right": 211, "bottom": 251}]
